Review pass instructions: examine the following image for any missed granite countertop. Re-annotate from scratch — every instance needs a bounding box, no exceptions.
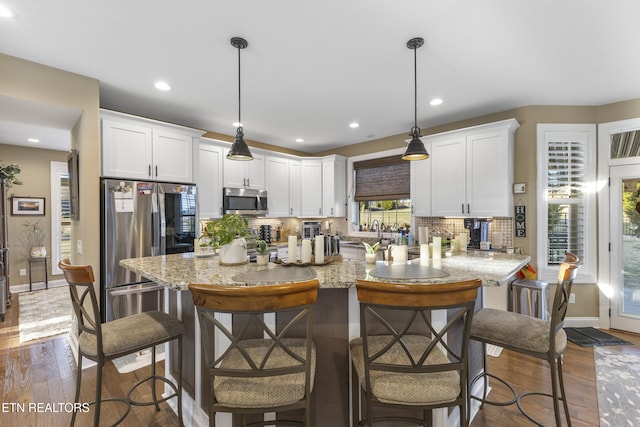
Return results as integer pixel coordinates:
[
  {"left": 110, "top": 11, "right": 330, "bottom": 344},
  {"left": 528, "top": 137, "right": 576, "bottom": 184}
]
[{"left": 120, "top": 252, "right": 530, "bottom": 291}]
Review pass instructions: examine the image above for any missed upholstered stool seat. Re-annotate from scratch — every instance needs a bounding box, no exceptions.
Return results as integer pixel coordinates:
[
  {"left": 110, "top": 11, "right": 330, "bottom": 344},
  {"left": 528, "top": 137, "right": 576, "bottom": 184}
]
[
  {"left": 214, "top": 338, "right": 316, "bottom": 408},
  {"left": 351, "top": 335, "right": 460, "bottom": 406},
  {"left": 470, "top": 308, "right": 567, "bottom": 356},
  {"left": 78, "top": 311, "right": 184, "bottom": 358}
]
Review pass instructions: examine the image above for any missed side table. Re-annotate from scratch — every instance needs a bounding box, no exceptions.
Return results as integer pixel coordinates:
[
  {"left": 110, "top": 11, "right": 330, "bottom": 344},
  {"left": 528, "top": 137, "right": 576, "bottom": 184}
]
[{"left": 28, "top": 256, "right": 49, "bottom": 291}]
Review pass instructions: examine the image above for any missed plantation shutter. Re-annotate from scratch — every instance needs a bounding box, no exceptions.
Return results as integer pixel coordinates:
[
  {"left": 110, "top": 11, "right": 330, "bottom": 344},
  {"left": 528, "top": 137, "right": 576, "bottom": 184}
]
[
  {"left": 546, "top": 139, "right": 585, "bottom": 264},
  {"left": 354, "top": 156, "right": 410, "bottom": 201}
]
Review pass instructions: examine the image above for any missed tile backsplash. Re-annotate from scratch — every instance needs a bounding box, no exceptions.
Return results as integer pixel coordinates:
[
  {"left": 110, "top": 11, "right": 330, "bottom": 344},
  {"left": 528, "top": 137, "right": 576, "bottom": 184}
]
[{"left": 414, "top": 217, "right": 514, "bottom": 249}]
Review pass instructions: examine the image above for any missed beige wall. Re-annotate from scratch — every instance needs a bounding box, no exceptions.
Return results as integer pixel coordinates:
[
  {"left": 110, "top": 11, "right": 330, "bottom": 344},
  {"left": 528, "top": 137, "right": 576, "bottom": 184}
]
[
  {"left": 0, "top": 144, "right": 68, "bottom": 285},
  {"left": 0, "top": 53, "right": 100, "bottom": 291}
]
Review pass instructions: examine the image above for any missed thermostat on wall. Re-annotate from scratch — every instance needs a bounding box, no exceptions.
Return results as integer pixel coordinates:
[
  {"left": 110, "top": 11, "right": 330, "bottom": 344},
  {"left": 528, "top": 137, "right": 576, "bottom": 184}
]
[{"left": 513, "top": 183, "right": 526, "bottom": 194}]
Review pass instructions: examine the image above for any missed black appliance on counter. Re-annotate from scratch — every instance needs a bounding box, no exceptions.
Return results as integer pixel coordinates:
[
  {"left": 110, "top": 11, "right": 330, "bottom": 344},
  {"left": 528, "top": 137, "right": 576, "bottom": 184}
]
[
  {"left": 464, "top": 218, "right": 491, "bottom": 249},
  {"left": 100, "top": 179, "right": 196, "bottom": 322}
]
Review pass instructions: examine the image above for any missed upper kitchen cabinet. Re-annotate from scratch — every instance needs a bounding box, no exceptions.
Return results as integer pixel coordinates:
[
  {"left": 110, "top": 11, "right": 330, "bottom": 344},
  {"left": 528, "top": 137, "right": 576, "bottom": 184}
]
[
  {"left": 198, "top": 139, "right": 224, "bottom": 219},
  {"left": 322, "top": 155, "right": 347, "bottom": 217},
  {"left": 430, "top": 119, "right": 519, "bottom": 217},
  {"left": 222, "top": 148, "right": 265, "bottom": 190},
  {"left": 100, "top": 110, "right": 202, "bottom": 183},
  {"left": 410, "top": 147, "right": 432, "bottom": 216},
  {"left": 300, "top": 159, "right": 323, "bottom": 216},
  {"left": 265, "top": 155, "right": 301, "bottom": 217}
]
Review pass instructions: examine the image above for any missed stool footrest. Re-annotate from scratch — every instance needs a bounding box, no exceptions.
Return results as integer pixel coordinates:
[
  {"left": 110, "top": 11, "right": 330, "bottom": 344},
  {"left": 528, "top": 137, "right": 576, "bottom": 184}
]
[{"left": 127, "top": 374, "right": 181, "bottom": 407}]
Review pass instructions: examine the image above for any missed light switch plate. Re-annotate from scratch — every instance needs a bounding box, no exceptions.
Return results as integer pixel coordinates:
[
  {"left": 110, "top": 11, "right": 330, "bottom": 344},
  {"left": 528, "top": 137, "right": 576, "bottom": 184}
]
[{"left": 513, "top": 183, "right": 526, "bottom": 194}]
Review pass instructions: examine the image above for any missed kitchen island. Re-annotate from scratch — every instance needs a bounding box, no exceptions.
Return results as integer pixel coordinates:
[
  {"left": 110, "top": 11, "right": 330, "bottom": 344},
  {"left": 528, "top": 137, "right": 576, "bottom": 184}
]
[{"left": 121, "top": 252, "right": 529, "bottom": 427}]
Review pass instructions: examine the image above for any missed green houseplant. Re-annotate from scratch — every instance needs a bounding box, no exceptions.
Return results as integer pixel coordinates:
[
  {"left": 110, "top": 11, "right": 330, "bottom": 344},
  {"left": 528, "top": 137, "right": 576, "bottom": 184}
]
[
  {"left": 255, "top": 239, "right": 269, "bottom": 265},
  {"left": 0, "top": 162, "right": 22, "bottom": 187},
  {"left": 200, "top": 214, "right": 249, "bottom": 264}
]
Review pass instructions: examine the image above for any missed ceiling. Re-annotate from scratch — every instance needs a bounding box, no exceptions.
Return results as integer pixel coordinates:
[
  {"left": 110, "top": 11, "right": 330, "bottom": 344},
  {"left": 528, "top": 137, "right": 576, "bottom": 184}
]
[{"left": 2, "top": 1, "right": 640, "bottom": 154}]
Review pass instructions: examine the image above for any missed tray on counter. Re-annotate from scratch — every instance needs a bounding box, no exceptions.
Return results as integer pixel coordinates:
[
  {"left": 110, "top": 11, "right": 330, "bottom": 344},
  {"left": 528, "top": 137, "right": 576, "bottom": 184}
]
[{"left": 274, "top": 255, "right": 342, "bottom": 267}]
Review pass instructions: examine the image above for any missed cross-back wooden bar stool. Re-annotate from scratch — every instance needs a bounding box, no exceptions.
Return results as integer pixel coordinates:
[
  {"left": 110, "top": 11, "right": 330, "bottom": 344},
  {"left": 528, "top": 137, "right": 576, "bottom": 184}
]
[{"left": 59, "top": 258, "right": 184, "bottom": 426}]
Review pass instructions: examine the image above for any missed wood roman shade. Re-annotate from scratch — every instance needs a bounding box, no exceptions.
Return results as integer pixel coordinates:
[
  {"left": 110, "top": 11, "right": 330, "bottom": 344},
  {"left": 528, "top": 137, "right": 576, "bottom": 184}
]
[{"left": 354, "top": 155, "right": 410, "bottom": 201}]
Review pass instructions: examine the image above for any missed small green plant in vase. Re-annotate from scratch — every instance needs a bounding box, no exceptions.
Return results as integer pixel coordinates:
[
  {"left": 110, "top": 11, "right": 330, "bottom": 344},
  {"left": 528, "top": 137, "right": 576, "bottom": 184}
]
[
  {"left": 363, "top": 241, "right": 380, "bottom": 264},
  {"left": 255, "top": 239, "right": 270, "bottom": 265}
]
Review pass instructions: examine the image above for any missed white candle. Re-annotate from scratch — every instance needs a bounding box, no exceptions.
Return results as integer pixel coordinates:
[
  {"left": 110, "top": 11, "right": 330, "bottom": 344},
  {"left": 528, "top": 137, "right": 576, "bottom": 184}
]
[
  {"left": 315, "top": 235, "right": 324, "bottom": 264},
  {"left": 457, "top": 234, "right": 467, "bottom": 252},
  {"left": 432, "top": 237, "right": 442, "bottom": 259},
  {"left": 420, "top": 244, "right": 429, "bottom": 265},
  {"left": 301, "top": 239, "right": 312, "bottom": 263},
  {"left": 288, "top": 235, "right": 298, "bottom": 262}
]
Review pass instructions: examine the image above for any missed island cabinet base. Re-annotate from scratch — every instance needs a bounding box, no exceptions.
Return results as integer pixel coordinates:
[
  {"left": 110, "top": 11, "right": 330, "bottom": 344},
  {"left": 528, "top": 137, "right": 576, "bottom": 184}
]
[{"left": 167, "top": 287, "right": 484, "bottom": 427}]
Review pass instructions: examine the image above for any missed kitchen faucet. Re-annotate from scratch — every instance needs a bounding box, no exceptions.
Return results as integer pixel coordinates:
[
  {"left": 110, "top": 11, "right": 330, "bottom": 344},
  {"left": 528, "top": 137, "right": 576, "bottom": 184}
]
[{"left": 371, "top": 219, "right": 381, "bottom": 239}]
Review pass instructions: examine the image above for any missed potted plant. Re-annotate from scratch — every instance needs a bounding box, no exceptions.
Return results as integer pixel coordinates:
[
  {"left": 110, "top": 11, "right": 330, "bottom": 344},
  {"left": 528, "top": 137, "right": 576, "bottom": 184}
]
[
  {"left": 200, "top": 214, "right": 249, "bottom": 264},
  {"left": 18, "top": 220, "right": 47, "bottom": 258},
  {"left": 0, "top": 162, "right": 22, "bottom": 187},
  {"left": 363, "top": 241, "right": 380, "bottom": 264},
  {"left": 255, "top": 239, "right": 270, "bottom": 266}
]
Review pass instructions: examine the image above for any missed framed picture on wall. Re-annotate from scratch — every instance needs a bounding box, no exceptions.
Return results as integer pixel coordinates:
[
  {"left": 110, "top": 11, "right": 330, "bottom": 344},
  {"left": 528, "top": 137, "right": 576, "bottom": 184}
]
[
  {"left": 67, "top": 149, "right": 79, "bottom": 219},
  {"left": 11, "top": 197, "right": 46, "bottom": 215}
]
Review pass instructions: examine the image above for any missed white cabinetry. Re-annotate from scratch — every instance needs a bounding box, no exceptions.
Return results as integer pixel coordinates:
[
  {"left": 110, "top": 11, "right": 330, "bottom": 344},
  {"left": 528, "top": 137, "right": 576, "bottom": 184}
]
[
  {"left": 198, "top": 140, "right": 224, "bottom": 219},
  {"left": 429, "top": 119, "right": 519, "bottom": 217},
  {"left": 289, "top": 159, "right": 302, "bottom": 216},
  {"left": 266, "top": 155, "right": 298, "bottom": 217},
  {"left": 301, "top": 159, "right": 323, "bottom": 216},
  {"left": 410, "top": 147, "right": 432, "bottom": 216},
  {"left": 223, "top": 148, "right": 265, "bottom": 190},
  {"left": 101, "top": 110, "right": 201, "bottom": 183},
  {"left": 322, "top": 155, "right": 347, "bottom": 217}
]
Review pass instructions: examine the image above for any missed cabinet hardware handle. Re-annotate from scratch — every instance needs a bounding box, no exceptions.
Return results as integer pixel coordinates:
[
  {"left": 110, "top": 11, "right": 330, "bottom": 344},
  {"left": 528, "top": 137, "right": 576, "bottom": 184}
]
[
  {"left": 155, "top": 165, "right": 158, "bottom": 177},
  {"left": 148, "top": 164, "right": 152, "bottom": 177},
  {"left": 467, "top": 204, "right": 470, "bottom": 214},
  {"left": 290, "top": 208, "right": 293, "bottom": 215},
  {"left": 461, "top": 203, "right": 464, "bottom": 214},
  {"left": 247, "top": 178, "right": 250, "bottom": 187},
  {"left": 331, "top": 208, "right": 334, "bottom": 215}
]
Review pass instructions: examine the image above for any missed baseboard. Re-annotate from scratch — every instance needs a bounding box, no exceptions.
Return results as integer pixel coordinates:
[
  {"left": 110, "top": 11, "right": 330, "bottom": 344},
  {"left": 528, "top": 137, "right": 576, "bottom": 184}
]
[
  {"left": 10, "top": 279, "right": 67, "bottom": 293},
  {"left": 563, "top": 317, "right": 600, "bottom": 328}
]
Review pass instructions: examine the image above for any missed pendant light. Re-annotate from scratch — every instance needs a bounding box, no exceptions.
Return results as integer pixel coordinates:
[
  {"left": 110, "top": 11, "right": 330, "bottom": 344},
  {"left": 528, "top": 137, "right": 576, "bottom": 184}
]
[
  {"left": 227, "top": 36, "right": 254, "bottom": 161},
  {"left": 402, "top": 37, "right": 430, "bottom": 161}
]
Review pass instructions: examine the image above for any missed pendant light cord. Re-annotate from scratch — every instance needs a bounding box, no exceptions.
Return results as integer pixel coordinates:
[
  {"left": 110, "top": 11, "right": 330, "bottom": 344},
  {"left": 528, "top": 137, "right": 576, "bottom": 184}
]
[
  {"left": 237, "top": 44, "right": 241, "bottom": 126},
  {"left": 413, "top": 44, "right": 418, "bottom": 131}
]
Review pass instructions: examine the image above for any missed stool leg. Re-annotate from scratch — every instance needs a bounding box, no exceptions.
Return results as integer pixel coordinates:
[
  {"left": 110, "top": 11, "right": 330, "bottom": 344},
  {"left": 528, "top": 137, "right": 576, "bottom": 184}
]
[
  {"left": 177, "top": 336, "right": 184, "bottom": 426},
  {"left": 549, "top": 357, "right": 563, "bottom": 427},
  {"left": 95, "top": 360, "right": 103, "bottom": 426},
  {"left": 71, "top": 354, "right": 83, "bottom": 426},
  {"left": 151, "top": 345, "right": 160, "bottom": 412},
  {"left": 557, "top": 356, "right": 572, "bottom": 427}
]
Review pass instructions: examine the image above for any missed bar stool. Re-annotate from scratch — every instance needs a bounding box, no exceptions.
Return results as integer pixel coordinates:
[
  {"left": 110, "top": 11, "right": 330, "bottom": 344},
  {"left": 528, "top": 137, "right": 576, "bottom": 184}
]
[
  {"left": 469, "top": 252, "right": 581, "bottom": 426},
  {"left": 189, "top": 279, "right": 319, "bottom": 427},
  {"left": 350, "top": 278, "right": 482, "bottom": 427},
  {"left": 58, "top": 259, "right": 184, "bottom": 426}
]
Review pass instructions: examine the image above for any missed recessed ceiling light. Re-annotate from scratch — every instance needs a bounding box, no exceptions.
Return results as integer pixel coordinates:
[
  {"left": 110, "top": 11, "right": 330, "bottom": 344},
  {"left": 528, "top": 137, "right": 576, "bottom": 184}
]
[
  {"left": 295, "top": 138, "right": 304, "bottom": 143},
  {"left": 154, "top": 81, "right": 171, "bottom": 91},
  {"left": 0, "top": 5, "right": 14, "bottom": 18},
  {"left": 429, "top": 98, "right": 443, "bottom": 106},
  {"left": 27, "top": 138, "right": 40, "bottom": 143},
  {"left": 349, "top": 122, "right": 359, "bottom": 129}
]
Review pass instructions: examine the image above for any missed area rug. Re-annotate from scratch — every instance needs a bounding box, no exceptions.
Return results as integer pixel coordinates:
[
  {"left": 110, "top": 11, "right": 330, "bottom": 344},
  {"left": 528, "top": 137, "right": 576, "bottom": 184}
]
[
  {"left": 113, "top": 345, "right": 165, "bottom": 374},
  {"left": 595, "top": 347, "right": 640, "bottom": 426},
  {"left": 565, "top": 327, "right": 632, "bottom": 347},
  {"left": 18, "top": 286, "right": 72, "bottom": 343}
]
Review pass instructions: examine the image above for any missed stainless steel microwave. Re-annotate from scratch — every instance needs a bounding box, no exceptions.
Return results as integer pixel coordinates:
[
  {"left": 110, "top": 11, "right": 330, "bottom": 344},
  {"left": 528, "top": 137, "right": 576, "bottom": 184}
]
[{"left": 223, "top": 187, "right": 268, "bottom": 215}]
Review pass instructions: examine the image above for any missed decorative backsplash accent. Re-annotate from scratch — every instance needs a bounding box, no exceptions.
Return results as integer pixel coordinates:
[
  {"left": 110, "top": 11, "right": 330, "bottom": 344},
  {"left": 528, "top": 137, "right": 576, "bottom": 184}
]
[{"left": 414, "top": 217, "right": 514, "bottom": 250}]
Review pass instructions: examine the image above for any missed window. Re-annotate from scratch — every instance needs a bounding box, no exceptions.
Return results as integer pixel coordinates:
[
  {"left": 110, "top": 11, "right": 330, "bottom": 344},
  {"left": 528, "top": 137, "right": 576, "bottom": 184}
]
[
  {"left": 50, "top": 161, "right": 72, "bottom": 275},
  {"left": 537, "top": 124, "right": 596, "bottom": 282},
  {"left": 353, "top": 155, "right": 411, "bottom": 232}
]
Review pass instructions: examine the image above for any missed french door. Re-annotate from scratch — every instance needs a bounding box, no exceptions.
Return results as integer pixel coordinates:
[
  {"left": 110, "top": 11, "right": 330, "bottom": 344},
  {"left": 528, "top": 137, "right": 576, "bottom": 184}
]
[{"left": 610, "top": 164, "right": 640, "bottom": 333}]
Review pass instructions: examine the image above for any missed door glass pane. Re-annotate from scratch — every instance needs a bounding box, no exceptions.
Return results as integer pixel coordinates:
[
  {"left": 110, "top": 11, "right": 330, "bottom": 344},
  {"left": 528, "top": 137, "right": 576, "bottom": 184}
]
[{"left": 622, "top": 177, "right": 640, "bottom": 315}]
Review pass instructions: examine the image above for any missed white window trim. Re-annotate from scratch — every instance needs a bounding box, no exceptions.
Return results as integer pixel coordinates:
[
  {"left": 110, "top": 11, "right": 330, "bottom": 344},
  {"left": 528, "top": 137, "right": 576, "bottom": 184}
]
[
  {"left": 347, "top": 147, "right": 405, "bottom": 239},
  {"left": 536, "top": 123, "right": 597, "bottom": 283},
  {"left": 50, "top": 161, "right": 68, "bottom": 276}
]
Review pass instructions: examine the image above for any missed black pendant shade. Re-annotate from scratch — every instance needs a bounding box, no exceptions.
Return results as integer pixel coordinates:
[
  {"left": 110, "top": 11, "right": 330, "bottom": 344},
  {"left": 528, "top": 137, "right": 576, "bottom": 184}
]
[
  {"left": 402, "top": 37, "right": 429, "bottom": 161},
  {"left": 227, "top": 36, "right": 254, "bottom": 161}
]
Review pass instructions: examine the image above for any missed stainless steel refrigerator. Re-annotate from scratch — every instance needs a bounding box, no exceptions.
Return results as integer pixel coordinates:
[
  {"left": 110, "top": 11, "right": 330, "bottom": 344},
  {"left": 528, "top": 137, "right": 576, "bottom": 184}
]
[{"left": 100, "top": 178, "right": 196, "bottom": 322}]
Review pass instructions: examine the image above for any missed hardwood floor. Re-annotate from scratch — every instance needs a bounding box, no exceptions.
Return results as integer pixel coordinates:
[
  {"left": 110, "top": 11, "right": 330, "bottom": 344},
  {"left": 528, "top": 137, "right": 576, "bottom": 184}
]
[
  {"left": 3, "top": 289, "right": 640, "bottom": 426},
  {"left": 0, "top": 292, "right": 180, "bottom": 427},
  {"left": 471, "top": 328, "right": 640, "bottom": 427}
]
